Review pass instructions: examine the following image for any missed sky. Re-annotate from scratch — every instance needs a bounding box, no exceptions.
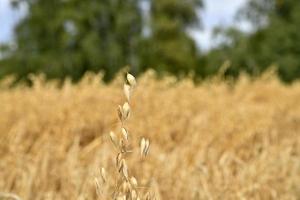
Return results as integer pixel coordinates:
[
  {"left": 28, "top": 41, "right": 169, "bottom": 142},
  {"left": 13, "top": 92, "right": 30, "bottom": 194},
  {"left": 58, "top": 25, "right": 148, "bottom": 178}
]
[
  {"left": 192, "top": 0, "right": 250, "bottom": 50},
  {"left": 0, "top": 0, "right": 26, "bottom": 42},
  {"left": 0, "top": 0, "right": 249, "bottom": 50}
]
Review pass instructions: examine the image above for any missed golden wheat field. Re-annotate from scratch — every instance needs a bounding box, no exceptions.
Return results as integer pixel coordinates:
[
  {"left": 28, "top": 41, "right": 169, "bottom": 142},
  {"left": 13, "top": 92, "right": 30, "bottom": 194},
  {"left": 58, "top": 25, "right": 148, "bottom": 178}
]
[{"left": 0, "top": 72, "right": 300, "bottom": 200}]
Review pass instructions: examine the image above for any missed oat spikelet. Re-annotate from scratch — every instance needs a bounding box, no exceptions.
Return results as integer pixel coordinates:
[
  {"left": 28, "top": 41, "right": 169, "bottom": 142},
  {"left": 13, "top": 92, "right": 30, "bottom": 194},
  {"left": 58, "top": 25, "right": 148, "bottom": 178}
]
[
  {"left": 100, "top": 72, "right": 153, "bottom": 199},
  {"left": 122, "top": 102, "right": 130, "bottom": 120},
  {"left": 100, "top": 167, "right": 107, "bottom": 183},
  {"left": 140, "top": 138, "right": 146, "bottom": 156},
  {"left": 140, "top": 138, "right": 150, "bottom": 157},
  {"left": 127, "top": 73, "right": 136, "bottom": 87},
  {"left": 144, "top": 139, "right": 150, "bottom": 156},
  {"left": 110, "top": 131, "right": 118, "bottom": 148},
  {"left": 121, "top": 127, "right": 129, "bottom": 141},
  {"left": 130, "top": 176, "right": 138, "bottom": 187}
]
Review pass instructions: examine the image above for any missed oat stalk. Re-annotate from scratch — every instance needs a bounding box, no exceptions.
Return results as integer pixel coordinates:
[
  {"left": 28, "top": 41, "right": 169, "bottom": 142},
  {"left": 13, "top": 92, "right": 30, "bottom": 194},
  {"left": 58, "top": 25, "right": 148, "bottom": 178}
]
[{"left": 97, "top": 73, "right": 152, "bottom": 200}]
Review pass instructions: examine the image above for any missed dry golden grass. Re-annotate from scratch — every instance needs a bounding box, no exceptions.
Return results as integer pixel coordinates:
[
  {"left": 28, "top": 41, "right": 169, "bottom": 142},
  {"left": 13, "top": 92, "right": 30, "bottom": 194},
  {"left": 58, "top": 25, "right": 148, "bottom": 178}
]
[{"left": 0, "top": 71, "right": 299, "bottom": 199}]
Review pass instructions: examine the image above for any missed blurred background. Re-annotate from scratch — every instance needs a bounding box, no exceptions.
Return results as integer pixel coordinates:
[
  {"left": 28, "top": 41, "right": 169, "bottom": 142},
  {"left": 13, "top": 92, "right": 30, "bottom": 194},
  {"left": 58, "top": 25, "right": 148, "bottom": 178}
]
[
  {"left": 0, "top": 0, "right": 300, "bottom": 83},
  {"left": 1, "top": 1, "right": 300, "bottom": 199}
]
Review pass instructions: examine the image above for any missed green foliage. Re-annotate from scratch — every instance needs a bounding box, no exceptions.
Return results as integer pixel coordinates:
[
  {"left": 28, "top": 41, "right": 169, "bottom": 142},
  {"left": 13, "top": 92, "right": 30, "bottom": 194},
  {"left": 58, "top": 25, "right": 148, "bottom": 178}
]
[
  {"left": 140, "top": 0, "right": 202, "bottom": 77},
  {"left": 203, "top": 0, "right": 300, "bottom": 82},
  {"left": 1, "top": 0, "right": 143, "bottom": 82},
  {"left": 2, "top": 0, "right": 300, "bottom": 83},
  {"left": 0, "top": 0, "right": 202, "bottom": 82}
]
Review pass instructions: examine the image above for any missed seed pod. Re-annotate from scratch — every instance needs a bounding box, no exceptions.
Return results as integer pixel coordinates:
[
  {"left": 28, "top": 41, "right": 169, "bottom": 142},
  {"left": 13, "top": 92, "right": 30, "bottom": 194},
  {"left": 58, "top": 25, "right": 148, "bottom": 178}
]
[
  {"left": 95, "top": 177, "right": 102, "bottom": 197},
  {"left": 121, "top": 128, "right": 128, "bottom": 141},
  {"left": 140, "top": 138, "right": 146, "bottom": 156},
  {"left": 122, "top": 102, "right": 130, "bottom": 120},
  {"left": 123, "top": 83, "right": 131, "bottom": 101},
  {"left": 144, "top": 139, "right": 150, "bottom": 156},
  {"left": 121, "top": 159, "right": 129, "bottom": 180},
  {"left": 100, "top": 167, "right": 107, "bottom": 183},
  {"left": 130, "top": 176, "right": 138, "bottom": 187},
  {"left": 140, "top": 138, "right": 150, "bottom": 156},
  {"left": 117, "top": 105, "right": 123, "bottom": 121},
  {"left": 127, "top": 73, "right": 136, "bottom": 87},
  {"left": 110, "top": 131, "right": 119, "bottom": 148}
]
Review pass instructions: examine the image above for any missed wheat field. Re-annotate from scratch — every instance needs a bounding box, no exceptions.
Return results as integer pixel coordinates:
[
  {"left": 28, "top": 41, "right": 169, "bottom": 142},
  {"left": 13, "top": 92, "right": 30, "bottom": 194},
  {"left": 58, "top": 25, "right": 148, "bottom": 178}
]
[{"left": 0, "top": 72, "right": 299, "bottom": 200}]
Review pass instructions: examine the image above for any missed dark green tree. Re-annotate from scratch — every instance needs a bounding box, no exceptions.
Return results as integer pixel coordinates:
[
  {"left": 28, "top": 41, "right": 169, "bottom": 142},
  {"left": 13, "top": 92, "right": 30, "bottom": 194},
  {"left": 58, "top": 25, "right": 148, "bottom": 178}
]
[
  {"left": 1, "top": 0, "right": 204, "bottom": 82},
  {"left": 203, "top": 0, "right": 300, "bottom": 82},
  {"left": 140, "top": 0, "right": 203, "bottom": 77},
  {"left": 1, "top": 0, "right": 142, "bottom": 81}
]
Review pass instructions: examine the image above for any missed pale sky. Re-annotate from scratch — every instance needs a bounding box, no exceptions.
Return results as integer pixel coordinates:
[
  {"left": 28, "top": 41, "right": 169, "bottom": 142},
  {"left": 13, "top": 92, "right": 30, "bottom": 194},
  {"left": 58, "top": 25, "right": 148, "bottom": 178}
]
[
  {"left": 0, "top": 0, "right": 26, "bottom": 42},
  {"left": 193, "top": 0, "right": 250, "bottom": 50},
  {"left": 0, "top": 0, "right": 249, "bottom": 50}
]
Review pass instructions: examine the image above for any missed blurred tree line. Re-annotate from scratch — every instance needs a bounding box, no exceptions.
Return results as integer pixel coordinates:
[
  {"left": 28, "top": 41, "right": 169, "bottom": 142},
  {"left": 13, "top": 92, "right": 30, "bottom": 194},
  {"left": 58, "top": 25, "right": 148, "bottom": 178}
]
[
  {"left": 202, "top": 0, "right": 300, "bottom": 82},
  {"left": 0, "top": 0, "right": 202, "bottom": 82},
  {"left": 0, "top": 0, "right": 300, "bottom": 82}
]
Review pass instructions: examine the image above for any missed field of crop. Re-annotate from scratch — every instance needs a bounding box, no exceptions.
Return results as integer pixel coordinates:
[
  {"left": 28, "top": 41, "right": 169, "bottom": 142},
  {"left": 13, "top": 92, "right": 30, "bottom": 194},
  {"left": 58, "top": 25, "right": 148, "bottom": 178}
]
[{"left": 0, "top": 72, "right": 299, "bottom": 200}]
